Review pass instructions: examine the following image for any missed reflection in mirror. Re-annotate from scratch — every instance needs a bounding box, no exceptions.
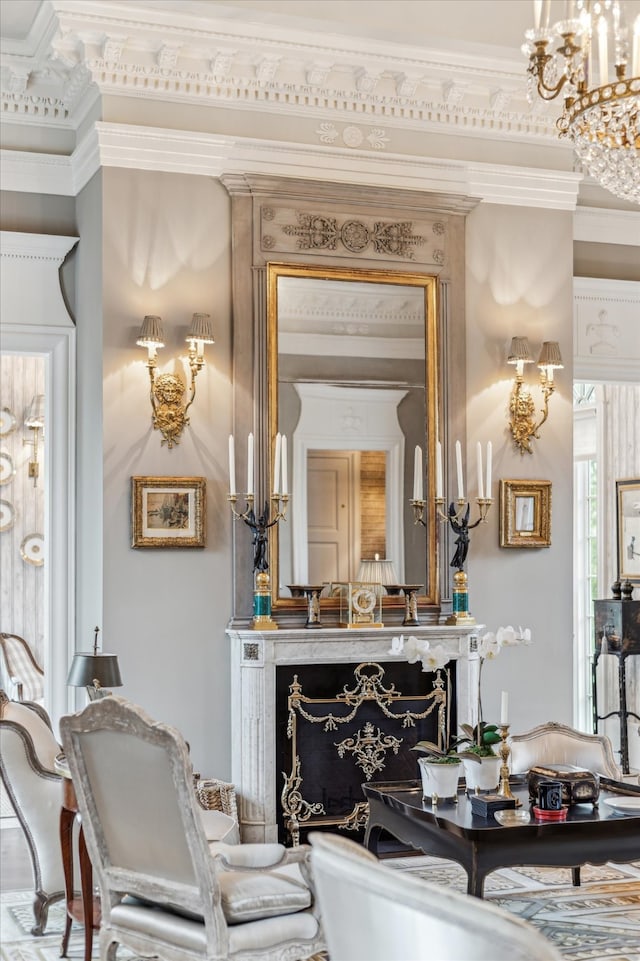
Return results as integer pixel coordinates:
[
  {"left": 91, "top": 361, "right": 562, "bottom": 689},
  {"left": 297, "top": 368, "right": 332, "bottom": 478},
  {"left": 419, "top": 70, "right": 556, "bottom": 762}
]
[{"left": 268, "top": 264, "right": 439, "bottom": 609}]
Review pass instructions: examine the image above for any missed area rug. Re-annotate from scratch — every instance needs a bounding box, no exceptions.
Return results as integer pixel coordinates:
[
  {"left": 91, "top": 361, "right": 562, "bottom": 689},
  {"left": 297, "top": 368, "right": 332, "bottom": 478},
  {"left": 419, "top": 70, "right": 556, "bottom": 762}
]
[{"left": 2, "top": 860, "right": 639, "bottom": 961}]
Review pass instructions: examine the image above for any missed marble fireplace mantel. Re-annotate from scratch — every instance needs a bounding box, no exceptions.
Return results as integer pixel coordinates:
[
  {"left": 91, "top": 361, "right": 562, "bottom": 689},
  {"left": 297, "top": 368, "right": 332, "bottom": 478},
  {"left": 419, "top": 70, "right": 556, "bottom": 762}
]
[{"left": 227, "top": 624, "right": 481, "bottom": 842}]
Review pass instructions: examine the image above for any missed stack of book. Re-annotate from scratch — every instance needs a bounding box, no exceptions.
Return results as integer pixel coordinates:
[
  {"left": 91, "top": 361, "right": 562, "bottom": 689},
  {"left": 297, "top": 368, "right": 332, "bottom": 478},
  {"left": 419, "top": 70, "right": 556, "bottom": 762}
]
[{"left": 470, "top": 794, "right": 517, "bottom": 818}]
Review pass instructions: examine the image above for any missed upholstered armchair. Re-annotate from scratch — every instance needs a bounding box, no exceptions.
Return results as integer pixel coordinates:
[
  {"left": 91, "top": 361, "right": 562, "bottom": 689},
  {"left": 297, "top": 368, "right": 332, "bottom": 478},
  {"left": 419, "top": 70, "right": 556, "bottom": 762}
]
[
  {"left": 0, "top": 633, "right": 45, "bottom": 703},
  {"left": 510, "top": 721, "right": 622, "bottom": 780},
  {"left": 0, "top": 689, "right": 66, "bottom": 934},
  {"left": 309, "top": 832, "right": 560, "bottom": 961},
  {"left": 59, "top": 696, "right": 325, "bottom": 961}
]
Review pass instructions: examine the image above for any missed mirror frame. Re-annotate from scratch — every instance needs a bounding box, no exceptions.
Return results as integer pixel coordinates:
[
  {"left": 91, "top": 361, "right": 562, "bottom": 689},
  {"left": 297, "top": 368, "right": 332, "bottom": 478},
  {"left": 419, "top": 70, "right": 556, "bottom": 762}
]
[{"left": 267, "top": 261, "right": 440, "bottom": 614}]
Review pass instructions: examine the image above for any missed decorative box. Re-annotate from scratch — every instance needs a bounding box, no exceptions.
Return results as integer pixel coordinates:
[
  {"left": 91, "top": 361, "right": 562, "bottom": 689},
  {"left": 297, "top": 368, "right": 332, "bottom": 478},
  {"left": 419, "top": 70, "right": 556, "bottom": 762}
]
[
  {"left": 527, "top": 764, "right": 599, "bottom": 806},
  {"left": 594, "top": 599, "right": 640, "bottom": 655},
  {"left": 470, "top": 794, "right": 516, "bottom": 818}
]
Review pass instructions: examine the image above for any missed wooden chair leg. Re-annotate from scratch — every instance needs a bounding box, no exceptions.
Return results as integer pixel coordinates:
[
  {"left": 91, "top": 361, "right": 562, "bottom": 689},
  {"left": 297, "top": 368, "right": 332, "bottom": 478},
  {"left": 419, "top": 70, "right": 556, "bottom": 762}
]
[{"left": 571, "top": 866, "right": 581, "bottom": 886}]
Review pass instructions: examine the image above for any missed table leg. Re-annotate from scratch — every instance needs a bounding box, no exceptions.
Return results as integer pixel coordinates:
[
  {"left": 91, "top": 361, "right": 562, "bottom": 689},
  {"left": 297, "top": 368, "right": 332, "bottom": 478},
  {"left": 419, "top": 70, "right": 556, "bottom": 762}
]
[
  {"left": 364, "top": 821, "right": 384, "bottom": 855},
  {"left": 467, "top": 850, "right": 485, "bottom": 898},
  {"left": 78, "top": 826, "right": 94, "bottom": 961},
  {"left": 571, "top": 866, "right": 581, "bottom": 886},
  {"left": 59, "top": 808, "right": 74, "bottom": 958}
]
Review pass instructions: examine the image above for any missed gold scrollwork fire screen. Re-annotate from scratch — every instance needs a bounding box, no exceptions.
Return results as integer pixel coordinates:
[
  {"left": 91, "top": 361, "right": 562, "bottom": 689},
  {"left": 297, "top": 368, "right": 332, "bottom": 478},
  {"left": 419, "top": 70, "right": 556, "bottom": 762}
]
[{"left": 280, "top": 661, "right": 447, "bottom": 845}]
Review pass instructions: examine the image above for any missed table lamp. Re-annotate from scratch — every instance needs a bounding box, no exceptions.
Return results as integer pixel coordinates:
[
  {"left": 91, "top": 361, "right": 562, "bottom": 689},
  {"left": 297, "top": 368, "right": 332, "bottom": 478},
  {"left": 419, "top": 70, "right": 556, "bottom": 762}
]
[{"left": 67, "top": 626, "right": 122, "bottom": 701}]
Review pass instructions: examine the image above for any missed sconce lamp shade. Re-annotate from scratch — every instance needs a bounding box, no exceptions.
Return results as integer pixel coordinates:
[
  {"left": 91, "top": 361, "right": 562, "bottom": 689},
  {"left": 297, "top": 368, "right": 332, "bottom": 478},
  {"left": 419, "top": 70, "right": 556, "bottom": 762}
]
[
  {"left": 537, "top": 341, "right": 563, "bottom": 369},
  {"left": 507, "top": 337, "right": 534, "bottom": 365},
  {"left": 67, "top": 653, "right": 123, "bottom": 690},
  {"left": 357, "top": 556, "right": 399, "bottom": 587},
  {"left": 24, "top": 394, "right": 45, "bottom": 429},
  {"left": 186, "top": 312, "right": 215, "bottom": 344},
  {"left": 136, "top": 315, "right": 165, "bottom": 349}
]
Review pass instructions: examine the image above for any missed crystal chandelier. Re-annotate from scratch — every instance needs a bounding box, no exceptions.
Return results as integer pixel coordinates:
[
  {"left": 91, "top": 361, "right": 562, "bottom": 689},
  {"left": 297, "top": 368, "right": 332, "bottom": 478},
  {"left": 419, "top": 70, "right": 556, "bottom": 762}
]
[{"left": 524, "top": 0, "right": 640, "bottom": 204}]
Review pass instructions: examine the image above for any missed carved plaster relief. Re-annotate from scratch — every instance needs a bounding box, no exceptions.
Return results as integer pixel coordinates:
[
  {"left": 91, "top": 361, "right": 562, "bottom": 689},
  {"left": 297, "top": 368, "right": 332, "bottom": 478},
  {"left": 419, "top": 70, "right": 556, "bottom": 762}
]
[
  {"left": 574, "top": 279, "right": 640, "bottom": 382},
  {"left": 261, "top": 206, "right": 446, "bottom": 265}
]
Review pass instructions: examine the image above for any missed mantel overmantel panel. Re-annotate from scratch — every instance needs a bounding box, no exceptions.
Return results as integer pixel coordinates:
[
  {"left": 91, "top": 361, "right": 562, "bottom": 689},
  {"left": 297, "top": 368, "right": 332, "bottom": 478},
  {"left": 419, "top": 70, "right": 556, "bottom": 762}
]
[{"left": 227, "top": 624, "right": 480, "bottom": 842}]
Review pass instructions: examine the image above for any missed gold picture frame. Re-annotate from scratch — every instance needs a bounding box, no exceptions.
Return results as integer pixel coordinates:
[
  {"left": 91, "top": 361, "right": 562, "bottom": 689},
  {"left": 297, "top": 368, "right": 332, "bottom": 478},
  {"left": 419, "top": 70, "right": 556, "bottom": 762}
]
[
  {"left": 499, "top": 479, "right": 551, "bottom": 548},
  {"left": 616, "top": 478, "right": 640, "bottom": 585},
  {"left": 131, "top": 476, "right": 206, "bottom": 548}
]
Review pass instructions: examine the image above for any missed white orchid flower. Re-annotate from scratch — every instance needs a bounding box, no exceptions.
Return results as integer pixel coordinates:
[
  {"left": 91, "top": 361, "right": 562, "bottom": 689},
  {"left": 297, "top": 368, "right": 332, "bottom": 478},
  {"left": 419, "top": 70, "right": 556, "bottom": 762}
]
[
  {"left": 495, "top": 625, "right": 532, "bottom": 646},
  {"left": 496, "top": 625, "right": 518, "bottom": 646},
  {"left": 403, "top": 635, "right": 429, "bottom": 664},
  {"left": 388, "top": 635, "right": 405, "bottom": 656},
  {"left": 478, "top": 631, "right": 501, "bottom": 659},
  {"left": 420, "top": 644, "right": 455, "bottom": 673}
]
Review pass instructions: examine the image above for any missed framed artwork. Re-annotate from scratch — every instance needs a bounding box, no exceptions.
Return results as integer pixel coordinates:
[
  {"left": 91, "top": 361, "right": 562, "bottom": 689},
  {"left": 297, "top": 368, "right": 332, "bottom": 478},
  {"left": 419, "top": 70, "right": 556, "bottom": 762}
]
[
  {"left": 131, "top": 476, "right": 206, "bottom": 548},
  {"left": 499, "top": 479, "right": 552, "bottom": 548},
  {"left": 616, "top": 478, "right": 640, "bottom": 585}
]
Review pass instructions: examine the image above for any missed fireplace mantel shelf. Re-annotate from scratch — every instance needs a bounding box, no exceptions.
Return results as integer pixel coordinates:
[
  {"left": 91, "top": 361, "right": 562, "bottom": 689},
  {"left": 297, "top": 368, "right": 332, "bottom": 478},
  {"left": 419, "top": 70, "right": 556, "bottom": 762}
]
[{"left": 227, "top": 622, "right": 482, "bottom": 842}]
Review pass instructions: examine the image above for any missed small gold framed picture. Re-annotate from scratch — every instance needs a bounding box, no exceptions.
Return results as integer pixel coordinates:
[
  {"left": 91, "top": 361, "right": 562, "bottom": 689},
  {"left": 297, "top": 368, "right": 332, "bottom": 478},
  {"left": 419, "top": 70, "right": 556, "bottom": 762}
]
[
  {"left": 131, "top": 476, "right": 206, "bottom": 548},
  {"left": 616, "top": 478, "right": 640, "bottom": 585},
  {"left": 499, "top": 479, "right": 551, "bottom": 549}
]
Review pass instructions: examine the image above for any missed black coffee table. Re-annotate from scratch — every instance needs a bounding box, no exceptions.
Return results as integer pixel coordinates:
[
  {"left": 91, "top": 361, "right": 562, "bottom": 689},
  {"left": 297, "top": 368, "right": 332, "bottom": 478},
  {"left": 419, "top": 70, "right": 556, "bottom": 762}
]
[{"left": 363, "top": 778, "right": 640, "bottom": 897}]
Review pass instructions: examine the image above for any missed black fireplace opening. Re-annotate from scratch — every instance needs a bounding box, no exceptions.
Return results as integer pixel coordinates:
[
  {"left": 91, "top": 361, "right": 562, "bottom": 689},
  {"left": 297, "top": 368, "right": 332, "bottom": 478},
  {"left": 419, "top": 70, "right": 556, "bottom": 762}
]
[{"left": 275, "top": 659, "right": 457, "bottom": 845}]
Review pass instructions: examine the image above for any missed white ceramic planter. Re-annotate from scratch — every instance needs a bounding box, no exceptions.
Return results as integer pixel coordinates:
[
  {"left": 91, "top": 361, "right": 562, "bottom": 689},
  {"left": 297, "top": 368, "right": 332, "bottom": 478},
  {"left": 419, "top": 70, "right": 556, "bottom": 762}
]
[
  {"left": 417, "top": 757, "right": 462, "bottom": 803},
  {"left": 462, "top": 755, "right": 501, "bottom": 793}
]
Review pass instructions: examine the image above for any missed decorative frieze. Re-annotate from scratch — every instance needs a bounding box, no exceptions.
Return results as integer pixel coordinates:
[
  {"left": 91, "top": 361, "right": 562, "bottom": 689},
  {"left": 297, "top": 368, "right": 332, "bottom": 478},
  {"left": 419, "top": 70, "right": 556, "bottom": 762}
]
[{"left": 261, "top": 206, "right": 445, "bottom": 265}]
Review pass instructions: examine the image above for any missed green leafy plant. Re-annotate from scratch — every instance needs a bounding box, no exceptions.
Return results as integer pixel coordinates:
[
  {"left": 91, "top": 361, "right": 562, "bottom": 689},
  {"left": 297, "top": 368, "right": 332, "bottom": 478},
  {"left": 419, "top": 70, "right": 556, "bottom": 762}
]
[
  {"left": 454, "top": 722, "right": 502, "bottom": 758},
  {"left": 410, "top": 741, "right": 462, "bottom": 765}
]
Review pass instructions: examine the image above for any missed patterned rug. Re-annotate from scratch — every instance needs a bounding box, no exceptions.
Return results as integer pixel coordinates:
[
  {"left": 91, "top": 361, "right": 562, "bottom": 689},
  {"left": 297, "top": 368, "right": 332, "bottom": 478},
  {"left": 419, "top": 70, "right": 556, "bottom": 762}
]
[{"left": 2, "top": 860, "right": 639, "bottom": 961}]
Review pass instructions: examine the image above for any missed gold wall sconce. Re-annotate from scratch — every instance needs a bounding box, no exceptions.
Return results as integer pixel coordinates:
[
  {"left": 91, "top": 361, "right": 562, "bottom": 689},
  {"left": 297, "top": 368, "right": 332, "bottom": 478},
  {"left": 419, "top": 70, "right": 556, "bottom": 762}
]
[
  {"left": 136, "top": 313, "right": 214, "bottom": 449},
  {"left": 24, "top": 394, "right": 44, "bottom": 486},
  {"left": 507, "top": 337, "right": 563, "bottom": 455}
]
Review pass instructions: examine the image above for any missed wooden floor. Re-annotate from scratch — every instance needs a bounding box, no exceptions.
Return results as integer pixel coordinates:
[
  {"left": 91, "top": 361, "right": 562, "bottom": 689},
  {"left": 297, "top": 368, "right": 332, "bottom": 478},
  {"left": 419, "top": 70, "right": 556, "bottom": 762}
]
[{"left": 1, "top": 821, "right": 34, "bottom": 892}]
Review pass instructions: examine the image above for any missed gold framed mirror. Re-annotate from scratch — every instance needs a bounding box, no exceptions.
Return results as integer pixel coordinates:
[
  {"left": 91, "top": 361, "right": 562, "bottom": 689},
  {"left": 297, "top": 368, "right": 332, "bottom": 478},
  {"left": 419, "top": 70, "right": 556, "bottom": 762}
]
[{"left": 267, "top": 262, "right": 440, "bottom": 613}]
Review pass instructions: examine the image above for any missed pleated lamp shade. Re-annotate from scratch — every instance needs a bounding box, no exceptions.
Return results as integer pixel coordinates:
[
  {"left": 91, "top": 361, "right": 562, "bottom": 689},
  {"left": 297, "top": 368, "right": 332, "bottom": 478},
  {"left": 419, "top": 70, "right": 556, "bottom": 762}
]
[
  {"left": 357, "top": 556, "right": 399, "bottom": 587},
  {"left": 537, "top": 341, "right": 563, "bottom": 369},
  {"left": 507, "top": 336, "right": 533, "bottom": 365},
  {"left": 136, "top": 315, "right": 165, "bottom": 349},
  {"left": 186, "top": 313, "right": 215, "bottom": 344}
]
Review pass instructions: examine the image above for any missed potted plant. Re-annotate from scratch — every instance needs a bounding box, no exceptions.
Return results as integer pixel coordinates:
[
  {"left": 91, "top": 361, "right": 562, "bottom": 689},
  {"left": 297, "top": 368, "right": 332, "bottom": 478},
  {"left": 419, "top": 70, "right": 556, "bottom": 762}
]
[
  {"left": 454, "top": 722, "right": 502, "bottom": 793},
  {"left": 411, "top": 739, "right": 463, "bottom": 804}
]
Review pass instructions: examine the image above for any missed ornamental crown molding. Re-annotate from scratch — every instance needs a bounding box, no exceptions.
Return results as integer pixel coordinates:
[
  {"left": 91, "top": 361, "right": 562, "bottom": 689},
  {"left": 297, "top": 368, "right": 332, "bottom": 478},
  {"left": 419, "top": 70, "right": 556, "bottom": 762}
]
[
  {"left": 0, "top": 0, "right": 559, "bottom": 146},
  {"left": 0, "top": 122, "right": 582, "bottom": 210}
]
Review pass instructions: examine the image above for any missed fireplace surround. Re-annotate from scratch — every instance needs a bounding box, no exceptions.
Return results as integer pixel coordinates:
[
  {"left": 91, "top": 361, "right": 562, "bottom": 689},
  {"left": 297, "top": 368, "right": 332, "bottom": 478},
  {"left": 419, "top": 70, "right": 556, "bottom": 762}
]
[{"left": 228, "top": 624, "right": 480, "bottom": 843}]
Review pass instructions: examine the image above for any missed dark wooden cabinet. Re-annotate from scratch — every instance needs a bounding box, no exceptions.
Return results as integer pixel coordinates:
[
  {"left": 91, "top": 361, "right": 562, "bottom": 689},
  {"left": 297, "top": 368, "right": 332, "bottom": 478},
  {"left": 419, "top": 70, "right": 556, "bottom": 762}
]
[{"left": 592, "top": 599, "right": 640, "bottom": 774}]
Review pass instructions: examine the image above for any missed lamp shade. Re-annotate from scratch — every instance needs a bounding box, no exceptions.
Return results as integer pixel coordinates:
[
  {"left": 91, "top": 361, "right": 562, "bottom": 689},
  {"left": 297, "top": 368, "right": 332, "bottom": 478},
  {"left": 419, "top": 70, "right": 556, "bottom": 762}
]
[
  {"left": 537, "top": 341, "right": 563, "bottom": 369},
  {"left": 186, "top": 312, "right": 215, "bottom": 344},
  {"left": 357, "top": 556, "right": 399, "bottom": 587},
  {"left": 67, "top": 653, "right": 122, "bottom": 689},
  {"left": 136, "top": 315, "right": 165, "bottom": 349},
  {"left": 507, "top": 337, "right": 533, "bottom": 365},
  {"left": 24, "top": 394, "right": 45, "bottom": 429}
]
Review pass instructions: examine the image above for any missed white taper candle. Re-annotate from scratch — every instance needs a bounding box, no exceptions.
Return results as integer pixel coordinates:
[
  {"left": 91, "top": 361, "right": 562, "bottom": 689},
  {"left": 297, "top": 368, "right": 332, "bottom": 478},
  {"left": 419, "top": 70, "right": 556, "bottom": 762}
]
[
  {"left": 598, "top": 16, "right": 608, "bottom": 86},
  {"left": 500, "top": 691, "right": 509, "bottom": 725},
  {"left": 455, "top": 440, "right": 464, "bottom": 500},
  {"left": 247, "top": 433, "right": 254, "bottom": 496},
  {"left": 273, "top": 432, "right": 281, "bottom": 495},
  {"left": 476, "top": 441, "right": 484, "bottom": 500},
  {"left": 281, "top": 434, "right": 288, "bottom": 495},
  {"left": 436, "top": 441, "right": 443, "bottom": 499},
  {"left": 414, "top": 446, "right": 423, "bottom": 501},
  {"left": 228, "top": 435, "right": 236, "bottom": 496}
]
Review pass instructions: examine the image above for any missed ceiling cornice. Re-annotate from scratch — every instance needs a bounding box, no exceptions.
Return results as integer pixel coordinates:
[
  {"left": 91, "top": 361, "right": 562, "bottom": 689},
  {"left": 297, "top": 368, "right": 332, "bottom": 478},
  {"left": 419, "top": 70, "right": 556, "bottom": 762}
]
[{"left": 1, "top": 0, "right": 558, "bottom": 146}]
